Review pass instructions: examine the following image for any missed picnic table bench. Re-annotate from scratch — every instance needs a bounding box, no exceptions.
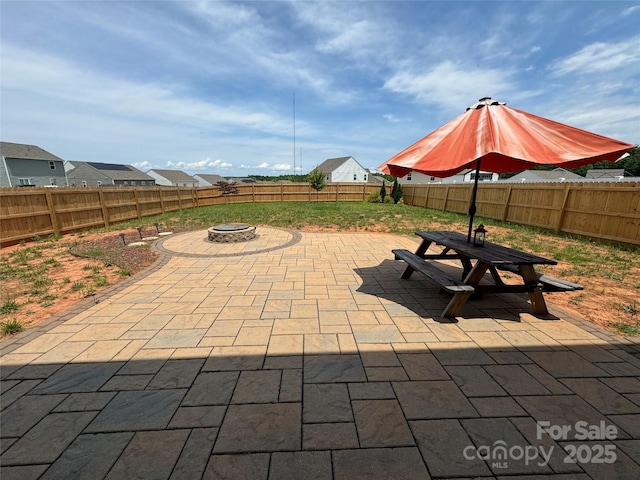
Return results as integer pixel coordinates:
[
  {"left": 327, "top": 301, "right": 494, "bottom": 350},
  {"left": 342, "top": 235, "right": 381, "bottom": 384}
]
[{"left": 392, "top": 248, "right": 475, "bottom": 317}]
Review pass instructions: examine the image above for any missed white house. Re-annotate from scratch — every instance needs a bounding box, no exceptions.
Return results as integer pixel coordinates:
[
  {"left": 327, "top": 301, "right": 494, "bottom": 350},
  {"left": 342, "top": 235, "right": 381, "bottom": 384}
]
[
  {"left": 397, "top": 169, "right": 498, "bottom": 185},
  {"left": 146, "top": 169, "right": 199, "bottom": 187},
  {"left": 314, "top": 157, "right": 370, "bottom": 182}
]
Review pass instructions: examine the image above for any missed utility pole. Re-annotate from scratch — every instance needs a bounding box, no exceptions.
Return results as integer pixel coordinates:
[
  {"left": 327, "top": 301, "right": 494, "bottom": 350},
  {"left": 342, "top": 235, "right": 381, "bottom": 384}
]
[{"left": 293, "top": 90, "right": 296, "bottom": 176}]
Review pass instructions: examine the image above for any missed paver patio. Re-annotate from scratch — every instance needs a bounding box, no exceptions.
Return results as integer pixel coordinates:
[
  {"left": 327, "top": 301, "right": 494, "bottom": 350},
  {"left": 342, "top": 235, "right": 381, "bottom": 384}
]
[{"left": 1, "top": 227, "right": 640, "bottom": 479}]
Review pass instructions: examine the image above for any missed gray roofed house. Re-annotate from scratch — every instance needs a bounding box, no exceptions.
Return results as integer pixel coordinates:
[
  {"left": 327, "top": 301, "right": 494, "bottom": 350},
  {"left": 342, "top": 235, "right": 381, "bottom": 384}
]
[
  {"left": 1, "top": 141, "right": 68, "bottom": 187},
  {"left": 193, "top": 174, "right": 227, "bottom": 186},
  {"left": 367, "top": 173, "right": 386, "bottom": 184},
  {"left": 65, "top": 161, "right": 156, "bottom": 187},
  {"left": 146, "top": 169, "right": 199, "bottom": 187},
  {"left": 501, "top": 168, "right": 584, "bottom": 183},
  {"left": 314, "top": 156, "right": 369, "bottom": 182},
  {"left": 586, "top": 169, "right": 626, "bottom": 179},
  {"left": 228, "top": 177, "right": 256, "bottom": 184}
]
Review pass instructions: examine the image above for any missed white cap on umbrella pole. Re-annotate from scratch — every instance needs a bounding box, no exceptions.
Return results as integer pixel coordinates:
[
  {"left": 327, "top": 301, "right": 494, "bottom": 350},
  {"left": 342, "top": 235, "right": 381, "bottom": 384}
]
[{"left": 466, "top": 97, "right": 506, "bottom": 111}]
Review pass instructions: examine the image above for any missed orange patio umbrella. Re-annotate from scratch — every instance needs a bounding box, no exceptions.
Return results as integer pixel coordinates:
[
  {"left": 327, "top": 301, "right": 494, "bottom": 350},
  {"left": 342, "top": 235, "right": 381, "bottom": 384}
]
[{"left": 378, "top": 97, "right": 636, "bottom": 242}]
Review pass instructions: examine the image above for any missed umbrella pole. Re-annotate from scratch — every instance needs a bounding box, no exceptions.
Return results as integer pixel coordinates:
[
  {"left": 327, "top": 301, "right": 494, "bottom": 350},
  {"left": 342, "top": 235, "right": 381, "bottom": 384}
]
[{"left": 467, "top": 159, "right": 482, "bottom": 243}]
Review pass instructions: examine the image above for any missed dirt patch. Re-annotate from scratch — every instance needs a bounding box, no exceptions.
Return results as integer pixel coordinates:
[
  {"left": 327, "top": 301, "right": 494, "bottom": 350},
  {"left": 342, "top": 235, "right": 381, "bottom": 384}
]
[{"left": 0, "top": 229, "right": 158, "bottom": 338}]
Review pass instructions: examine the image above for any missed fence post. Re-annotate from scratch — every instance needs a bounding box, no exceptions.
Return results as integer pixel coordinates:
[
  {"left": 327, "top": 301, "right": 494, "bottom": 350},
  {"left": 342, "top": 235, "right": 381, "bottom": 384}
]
[
  {"left": 424, "top": 185, "right": 429, "bottom": 208},
  {"left": 159, "top": 188, "right": 166, "bottom": 214},
  {"left": 177, "top": 188, "right": 182, "bottom": 209},
  {"left": 501, "top": 185, "right": 512, "bottom": 222},
  {"left": 555, "top": 183, "right": 571, "bottom": 233},
  {"left": 443, "top": 186, "right": 450, "bottom": 211},
  {"left": 44, "top": 190, "right": 60, "bottom": 236},
  {"left": 98, "top": 189, "right": 110, "bottom": 227},
  {"left": 133, "top": 189, "right": 142, "bottom": 219}
]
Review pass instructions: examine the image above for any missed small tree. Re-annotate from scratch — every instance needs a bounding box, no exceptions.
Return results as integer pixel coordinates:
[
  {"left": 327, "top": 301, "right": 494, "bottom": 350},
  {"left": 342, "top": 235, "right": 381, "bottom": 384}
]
[
  {"left": 215, "top": 181, "right": 240, "bottom": 204},
  {"left": 380, "top": 181, "right": 387, "bottom": 203},
  {"left": 307, "top": 168, "right": 326, "bottom": 202},
  {"left": 391, "top": 179, "right": 403, "bottom": 204}
]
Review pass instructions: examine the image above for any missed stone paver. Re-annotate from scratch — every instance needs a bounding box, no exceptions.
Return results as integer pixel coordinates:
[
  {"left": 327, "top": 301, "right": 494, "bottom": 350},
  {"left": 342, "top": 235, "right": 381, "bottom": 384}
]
[{"left": 2, "top": 227, "right": 640, "bottom": 479}]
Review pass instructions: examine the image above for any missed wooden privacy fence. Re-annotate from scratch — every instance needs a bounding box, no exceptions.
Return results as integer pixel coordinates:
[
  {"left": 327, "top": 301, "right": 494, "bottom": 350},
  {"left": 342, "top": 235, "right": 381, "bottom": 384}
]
[
  {"left": 402, "top": 182, "right": 639, "bottom": 246},
  {"left": 0, "top": 183, "right": 377, "bottom": 246},
  {"left": 0, "top": 187, "right": 197, "bottom": 246},
  {"left": 1, "top": 182, "right": 638, "bottom": 246}
]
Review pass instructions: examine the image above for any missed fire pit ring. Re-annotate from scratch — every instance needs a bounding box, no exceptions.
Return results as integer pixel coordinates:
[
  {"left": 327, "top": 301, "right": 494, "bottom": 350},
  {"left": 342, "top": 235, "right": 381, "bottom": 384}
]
[{"left": 208, "top": 223, "right": 256, "bottom": 243}]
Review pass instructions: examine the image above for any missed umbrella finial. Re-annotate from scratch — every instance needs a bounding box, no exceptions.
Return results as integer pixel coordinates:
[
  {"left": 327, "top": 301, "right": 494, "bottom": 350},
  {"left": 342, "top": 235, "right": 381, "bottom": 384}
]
[{"left": 467, "top": 97, "right": 507, "bottom": 111}]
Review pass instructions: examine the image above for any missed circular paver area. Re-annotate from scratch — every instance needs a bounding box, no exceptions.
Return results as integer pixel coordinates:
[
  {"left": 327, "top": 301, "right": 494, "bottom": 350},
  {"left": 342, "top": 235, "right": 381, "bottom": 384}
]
[{"left": 155, "top": 226, "right": 301, "bottom": 258}]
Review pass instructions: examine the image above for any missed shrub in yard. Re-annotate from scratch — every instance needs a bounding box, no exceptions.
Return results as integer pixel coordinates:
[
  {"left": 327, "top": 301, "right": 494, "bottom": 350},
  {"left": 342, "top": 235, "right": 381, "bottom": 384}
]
[
  {"left": 1, "top": 318, "right": 24, "bottom": 335},
  {"left": 380, "top": 182, "right": 387, "bottom": 202},
  {"left": 0, "top": 299, "right": 20, "bottom": 315},
  {"left": 215, "top": 180, "right": 240, "bottom": 196},
  {"left": 390, "top": 179, "right": 403, "bottom": 204},
  {"left": 366, "top": 191, "right": 381, "bottom": 203},
  {"left": 307, "top": 168, "right": 326, "bottom": 202}
]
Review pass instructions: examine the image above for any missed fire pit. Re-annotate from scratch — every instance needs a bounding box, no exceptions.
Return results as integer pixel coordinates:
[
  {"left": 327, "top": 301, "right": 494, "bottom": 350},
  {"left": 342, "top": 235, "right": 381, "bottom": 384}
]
[{"left": 208, "top": 223, "right": 256, "bottom": 243}]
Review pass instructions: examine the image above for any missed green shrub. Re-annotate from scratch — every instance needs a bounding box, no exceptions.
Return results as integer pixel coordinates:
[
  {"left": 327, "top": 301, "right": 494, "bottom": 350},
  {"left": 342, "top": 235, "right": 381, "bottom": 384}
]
[
  {"left": 366, "top": 191, "right": 381, "bottom": 203},
  {"left": 390, "top": 179, "right": 403, "bottom": 204},
  {"left": 0, "top": 299, "right": 20, "bottom": 315},
  {"left": 1, "top": 318, "right": 24, "bottom": 335}
]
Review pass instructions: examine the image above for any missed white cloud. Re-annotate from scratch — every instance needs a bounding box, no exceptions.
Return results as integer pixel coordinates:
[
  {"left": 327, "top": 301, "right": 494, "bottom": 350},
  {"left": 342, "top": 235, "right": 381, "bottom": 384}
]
[
  {"left": 1, "top": 45, "right": 291, "bottom": 136},
  {"left": 271, "top": 164, "right": 292, "bottom": 171},
  {"left": 549, "top": 36, "right": 640, "bottom": 75},
  {"left": 383, "top": 114, "right": 401, "bottom": 123},
  {"left": 239, "top": 162, "right": 291, "bottom": 172},
  {"left": 383, "top": 61, "right": 518, "bottom": 111},
  {"left": 133, "top": 161, "right": 153, "bottom": 171},
  {"left": 167, "top": 159, "right": 233, "bottom": 170}
]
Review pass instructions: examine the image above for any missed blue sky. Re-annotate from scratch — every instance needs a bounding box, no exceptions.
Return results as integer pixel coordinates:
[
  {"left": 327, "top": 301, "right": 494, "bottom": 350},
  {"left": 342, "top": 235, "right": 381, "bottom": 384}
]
[{"left": 2, "top": 1, "right": 639, "bottom": 177}]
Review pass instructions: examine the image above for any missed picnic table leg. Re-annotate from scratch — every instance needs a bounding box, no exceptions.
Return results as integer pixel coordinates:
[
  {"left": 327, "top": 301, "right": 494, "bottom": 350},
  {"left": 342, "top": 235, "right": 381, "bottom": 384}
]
[
  {"left": 520, "top": 265, "right": 548, "bottom": 315},
  {"left": 463, "top": 261, "right": 490, "bottom": 285},
  {"left": 442, "top": 291, "right": 473, "bottom": 317},
  {"left": 461, "top": 261, "right": 490, "bottom": 300},
  {"left": 402, "top": 239, "right": 433, "bottom": 279},
  {"left": 414, "top": 239, "right": 433, "bottom": 257}
]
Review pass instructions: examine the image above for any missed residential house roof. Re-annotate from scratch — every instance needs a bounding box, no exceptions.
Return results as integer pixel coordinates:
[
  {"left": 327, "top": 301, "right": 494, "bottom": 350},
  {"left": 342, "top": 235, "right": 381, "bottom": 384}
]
[
  {"left": 586, "top": 169, "right": 626, "bottom": 179},
  {"left": 228, "top": 177, "right": 256, "bottom": 183},
  {"left": 1, "top": 142, "right": 64, "bottom": 162},
  {"left": 502, "top": 168, "right": 583, "bottom": 182},
  {"left": 147, "top": 169, "right": 198, "bottom": 184},
  {"left": 194, "top": 174, "right": 227, "bottom": 184},
  {"left": 367, "top": 174, "right": 386, "bottom": 184},
  {"left": 67, "top": 161, "right": 155, "bottom": 181},
  {"left": 315, "top": 157, "right": 355, "bottom": 173}
]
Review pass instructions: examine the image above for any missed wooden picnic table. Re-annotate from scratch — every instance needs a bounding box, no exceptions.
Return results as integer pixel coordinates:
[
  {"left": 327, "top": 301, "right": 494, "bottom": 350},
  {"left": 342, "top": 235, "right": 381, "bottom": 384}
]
[{"left": 392, "top": 230, "right": 582, "bottom": 318}]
